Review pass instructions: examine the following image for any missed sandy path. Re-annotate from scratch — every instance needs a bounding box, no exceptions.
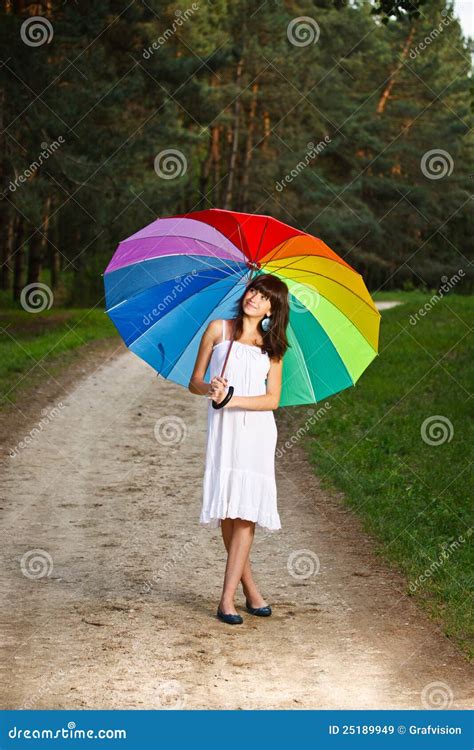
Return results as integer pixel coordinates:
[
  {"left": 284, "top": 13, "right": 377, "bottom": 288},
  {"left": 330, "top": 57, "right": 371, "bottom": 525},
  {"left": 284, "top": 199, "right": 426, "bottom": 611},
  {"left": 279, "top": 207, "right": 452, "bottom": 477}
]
[
  {"left": 376, "top": 301, "right": 402, "bottom": 310},
  {"left": 0, "top": 333, "right": 472, "bottom": 710}
]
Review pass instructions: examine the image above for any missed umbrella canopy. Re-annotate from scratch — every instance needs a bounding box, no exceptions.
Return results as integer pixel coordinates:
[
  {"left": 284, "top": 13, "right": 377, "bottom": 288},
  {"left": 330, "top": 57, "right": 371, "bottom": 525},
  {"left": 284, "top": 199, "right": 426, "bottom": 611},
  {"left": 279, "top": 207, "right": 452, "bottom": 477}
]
[{"left": 103, "top": 208, "right": 380, "bottom": 407}]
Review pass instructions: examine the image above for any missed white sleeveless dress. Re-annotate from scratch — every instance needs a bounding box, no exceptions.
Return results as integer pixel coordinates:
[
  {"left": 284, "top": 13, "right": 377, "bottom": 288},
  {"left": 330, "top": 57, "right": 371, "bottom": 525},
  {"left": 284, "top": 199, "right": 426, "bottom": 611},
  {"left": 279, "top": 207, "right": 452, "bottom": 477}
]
[{"left": 200, "top": 319, "right": 281, "bottom": 533}]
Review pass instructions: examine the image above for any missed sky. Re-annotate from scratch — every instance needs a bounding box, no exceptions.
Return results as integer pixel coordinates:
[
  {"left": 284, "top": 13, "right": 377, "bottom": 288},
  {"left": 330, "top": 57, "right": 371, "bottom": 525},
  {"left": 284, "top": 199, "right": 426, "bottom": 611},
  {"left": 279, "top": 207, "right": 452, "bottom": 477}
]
[{"left": 453, "top": 0, "right": 473, "bottom": 38}]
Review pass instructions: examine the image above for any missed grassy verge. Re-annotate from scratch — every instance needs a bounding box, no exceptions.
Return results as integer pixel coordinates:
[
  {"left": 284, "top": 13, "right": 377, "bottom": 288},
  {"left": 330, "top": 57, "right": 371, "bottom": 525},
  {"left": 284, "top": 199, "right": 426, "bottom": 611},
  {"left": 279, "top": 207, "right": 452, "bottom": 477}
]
[
  {"left": 303, "top": 291, "right": 473, "bottom": 658},
  {"left": 0, "top": 304, "right": 117, "bottom": 409}
]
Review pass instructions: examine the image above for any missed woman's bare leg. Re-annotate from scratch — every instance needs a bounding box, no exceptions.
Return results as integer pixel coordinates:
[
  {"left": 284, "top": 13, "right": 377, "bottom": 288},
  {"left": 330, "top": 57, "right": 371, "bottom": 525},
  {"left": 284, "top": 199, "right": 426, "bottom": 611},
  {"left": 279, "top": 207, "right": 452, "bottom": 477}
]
[
  {"left": 220, "top": 519, "right": 267, "bottom": 608},
  {"left": 219, "top": 518, "right": 267, "bottom": 613}
]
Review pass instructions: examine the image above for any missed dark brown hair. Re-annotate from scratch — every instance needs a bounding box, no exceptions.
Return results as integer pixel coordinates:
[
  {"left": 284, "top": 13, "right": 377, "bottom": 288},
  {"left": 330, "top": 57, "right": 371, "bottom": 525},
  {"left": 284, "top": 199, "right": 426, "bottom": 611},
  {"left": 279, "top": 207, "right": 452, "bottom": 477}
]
[{"left": 232, "top": 273, "right": 290, "bottom": 361}]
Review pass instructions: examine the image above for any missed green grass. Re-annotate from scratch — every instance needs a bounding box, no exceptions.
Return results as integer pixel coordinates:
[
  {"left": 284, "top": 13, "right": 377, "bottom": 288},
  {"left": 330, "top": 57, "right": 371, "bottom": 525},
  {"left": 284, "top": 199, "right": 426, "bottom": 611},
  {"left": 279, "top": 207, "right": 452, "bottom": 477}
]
[
  {"left": 302, "top": 291, "right": 473, "bottom": 658},
  {"left": 0, "top": 304, "right": 116, "bottom": 408}
]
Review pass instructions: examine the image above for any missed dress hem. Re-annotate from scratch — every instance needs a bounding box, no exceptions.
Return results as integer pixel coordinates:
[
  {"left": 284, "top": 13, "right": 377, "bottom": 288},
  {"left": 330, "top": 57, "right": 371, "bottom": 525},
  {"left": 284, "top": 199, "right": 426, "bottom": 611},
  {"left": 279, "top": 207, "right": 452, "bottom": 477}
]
[{"left": 199, "top": 516, "right": 282, "bottom": 534}]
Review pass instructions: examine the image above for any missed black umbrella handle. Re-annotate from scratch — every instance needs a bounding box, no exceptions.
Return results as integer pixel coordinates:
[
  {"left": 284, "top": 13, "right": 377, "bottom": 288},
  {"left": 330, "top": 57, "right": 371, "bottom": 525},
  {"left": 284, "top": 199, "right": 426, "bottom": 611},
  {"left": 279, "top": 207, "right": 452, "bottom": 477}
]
[
  {"left": 212, "top": 385, "right": 234, "bottom": 409},
  {"left": 211, "top": 318, "right": 236, "bottom": 409}
]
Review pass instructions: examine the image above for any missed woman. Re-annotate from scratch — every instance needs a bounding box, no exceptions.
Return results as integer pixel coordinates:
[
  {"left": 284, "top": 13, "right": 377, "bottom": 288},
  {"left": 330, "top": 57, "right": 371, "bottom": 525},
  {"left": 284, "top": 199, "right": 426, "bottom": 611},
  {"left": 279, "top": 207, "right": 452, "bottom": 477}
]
[{"left": 188, "top": 273, "right": 290, "bottom": 625}]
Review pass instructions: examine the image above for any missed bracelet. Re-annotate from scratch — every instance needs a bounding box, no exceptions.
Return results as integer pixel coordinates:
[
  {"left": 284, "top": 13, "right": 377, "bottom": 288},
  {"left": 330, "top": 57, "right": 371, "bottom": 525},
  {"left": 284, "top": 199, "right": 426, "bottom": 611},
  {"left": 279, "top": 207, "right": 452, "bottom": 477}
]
[{"left": 212, "top": 385, "right": 234, "bottom": 410}]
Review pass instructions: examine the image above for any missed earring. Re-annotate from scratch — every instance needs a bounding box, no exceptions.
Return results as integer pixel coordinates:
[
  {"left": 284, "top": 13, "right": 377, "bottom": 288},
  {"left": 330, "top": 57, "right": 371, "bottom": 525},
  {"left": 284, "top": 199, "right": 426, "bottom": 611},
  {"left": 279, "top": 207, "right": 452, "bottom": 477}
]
[{"left": 261, "top": 314, "right": 272, "bottom": 332}]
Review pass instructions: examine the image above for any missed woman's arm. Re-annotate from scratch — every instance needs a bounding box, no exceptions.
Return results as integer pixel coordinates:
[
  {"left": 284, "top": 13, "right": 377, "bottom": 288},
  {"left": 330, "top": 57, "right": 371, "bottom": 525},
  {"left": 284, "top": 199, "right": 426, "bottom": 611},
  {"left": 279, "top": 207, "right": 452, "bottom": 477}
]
[
  {"left": 188, "top": 319, "right": 225, "bottom": 396},
  {"left": 224, "top": 357, "right": 283, "bottom": 411}
]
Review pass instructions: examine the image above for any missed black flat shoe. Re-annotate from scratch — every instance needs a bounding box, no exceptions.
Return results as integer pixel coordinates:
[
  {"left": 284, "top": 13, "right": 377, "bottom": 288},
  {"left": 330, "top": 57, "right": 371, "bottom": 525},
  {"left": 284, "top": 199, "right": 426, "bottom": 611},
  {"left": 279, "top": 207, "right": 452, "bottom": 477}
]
[
  {"left": 245, "top": 598, "right": 272, "bottom": 617},
  {"left": 217, "top": 607, "right": 243, "bottom": 625}
]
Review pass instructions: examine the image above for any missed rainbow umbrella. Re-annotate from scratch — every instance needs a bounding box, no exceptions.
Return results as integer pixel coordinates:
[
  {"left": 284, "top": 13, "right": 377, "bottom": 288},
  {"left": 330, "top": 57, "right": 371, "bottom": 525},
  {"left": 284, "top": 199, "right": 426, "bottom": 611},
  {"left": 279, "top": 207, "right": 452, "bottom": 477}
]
[{"left": 103, "top": 208, "right": 380, "bottom": 407}]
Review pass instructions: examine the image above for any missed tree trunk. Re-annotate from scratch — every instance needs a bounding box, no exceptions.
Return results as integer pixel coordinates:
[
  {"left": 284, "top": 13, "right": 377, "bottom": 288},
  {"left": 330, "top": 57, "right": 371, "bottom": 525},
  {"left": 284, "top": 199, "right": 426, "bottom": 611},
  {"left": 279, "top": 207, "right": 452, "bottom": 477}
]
[
  {"left": 224, "top": 59, "right": 243, "bottom": 210},
  {"left": 49, "top": 214, "right": 60, "bottom": 291},
  {"left": 200, "top": 124, "right": 220, "bottom": 208},
  {"left": 12, "top": 217, "right": 24, "bottom": 302},
  {"left": 199, "top": 74, "right": 219, "bottom": 207},
  {"left": 41, "top": 194, "right": 52, "bottom": 276},
  {"left": 25, "top": 193, "right": 51, "bottom": 285},
  {"left": 261, "top": 110, "right": 271, "bottom": 153},
  {"left": 212, "top": 125, "right": 223, "bottom": 205},
  {"left": 27, "top": 231, "right": 43, "bottom": 285},
  {"left": 376, "top": 22, "right": 417, "bottom": 115},
  {"left": 241, "top": 82, "right": 259, "bottom": 211},
  {"left": 0, "top": 213, "right": 14, "bottom": 290}
]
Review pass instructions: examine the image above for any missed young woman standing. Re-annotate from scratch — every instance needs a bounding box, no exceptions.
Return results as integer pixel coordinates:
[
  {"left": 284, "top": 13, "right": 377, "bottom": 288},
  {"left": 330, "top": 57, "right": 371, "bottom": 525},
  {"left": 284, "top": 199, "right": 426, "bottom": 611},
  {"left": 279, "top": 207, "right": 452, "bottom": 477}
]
[{"left": 189, "top": 273, "right": 290, "bottom": 624}]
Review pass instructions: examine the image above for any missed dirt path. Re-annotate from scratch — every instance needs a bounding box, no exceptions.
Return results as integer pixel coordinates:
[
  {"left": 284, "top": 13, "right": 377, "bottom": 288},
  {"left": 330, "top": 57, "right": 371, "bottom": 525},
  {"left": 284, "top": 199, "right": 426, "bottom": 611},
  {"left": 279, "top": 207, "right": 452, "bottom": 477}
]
[
  {"left": 376, "top": 301, "right": 403, "bottom": 310},
  {"left": 0, "top": 333, "right": 472, "bottom": 710}
]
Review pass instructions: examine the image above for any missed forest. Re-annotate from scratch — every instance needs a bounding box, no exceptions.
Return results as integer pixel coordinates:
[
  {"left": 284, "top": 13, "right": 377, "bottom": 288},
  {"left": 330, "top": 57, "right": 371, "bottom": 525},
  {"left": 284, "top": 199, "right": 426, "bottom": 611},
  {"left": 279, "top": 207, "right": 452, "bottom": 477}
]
[{"left": 1, "top": 0, "right": 473, "bottom": 306}]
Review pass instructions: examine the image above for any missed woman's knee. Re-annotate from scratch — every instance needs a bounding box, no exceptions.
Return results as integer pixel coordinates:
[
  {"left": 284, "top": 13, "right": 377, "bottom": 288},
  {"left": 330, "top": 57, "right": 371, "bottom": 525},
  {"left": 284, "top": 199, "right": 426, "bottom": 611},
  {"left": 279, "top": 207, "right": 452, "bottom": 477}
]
[{"left": 233, "top": 518, "right": 255, "bottom": 531}]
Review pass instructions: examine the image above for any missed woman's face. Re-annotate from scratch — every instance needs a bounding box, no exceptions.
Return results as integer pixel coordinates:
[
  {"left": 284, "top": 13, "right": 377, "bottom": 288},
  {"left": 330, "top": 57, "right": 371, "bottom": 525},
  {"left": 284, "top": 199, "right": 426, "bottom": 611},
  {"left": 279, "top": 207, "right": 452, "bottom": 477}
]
[{"left": 243, "top": 287, "right": 272, "bottom": 318}]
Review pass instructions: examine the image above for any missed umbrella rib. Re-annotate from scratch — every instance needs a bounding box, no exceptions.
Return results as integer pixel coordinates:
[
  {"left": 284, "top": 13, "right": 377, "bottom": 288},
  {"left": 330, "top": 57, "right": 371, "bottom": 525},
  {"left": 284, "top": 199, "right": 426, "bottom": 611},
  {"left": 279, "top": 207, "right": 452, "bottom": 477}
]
[
  {"left": 105, "top": 257, "right": 245, "bottom": 314},
  {"left": 206, "top": 210, "right": 251, "bottom": 261},
  {"left": 258, "top": 237, "right": 294, "bottom": 269},
  {"left": 262, "top": 257, "right": 381, "bottom": 318},
  {"left": 193, "top": 238, "right": 246, "bottom": 277},
  {"left": 172, "top": 244, "right": 245, "bottom": 279},
  {"left": 287, "top": 320, "right": 317, "bottom": 403},
  {"left": 262, "top": 248, "right": 354, "bottom": 276},
  {"left": 219, "top": 211, "right": 254, "bottom": 262},
  {"left": 120, "top": 228, "right": 245, "bottom": 265},
  {"left": 166, "top": 279, "right": 245, "bottom": 379},
  {"left": 110, "top": 236, "right": 245, "bottom": 279},
  {"left": 236, "top": 221, "right": 248, "bottom": 262},
  {"left": 297, "top": 276, "right": 381, "bottom": 322},
  {"left": 128, "top": 269, "right": 244, "bottom": 355},
  {"left": 255, "top": 217, "right": 269, "bottom": 264},
  {"left": 288, "top": 284, "right": 380, "bottom": 353},
  {"left": 287, "top": 311, "right": 368, "bottom": 402}
]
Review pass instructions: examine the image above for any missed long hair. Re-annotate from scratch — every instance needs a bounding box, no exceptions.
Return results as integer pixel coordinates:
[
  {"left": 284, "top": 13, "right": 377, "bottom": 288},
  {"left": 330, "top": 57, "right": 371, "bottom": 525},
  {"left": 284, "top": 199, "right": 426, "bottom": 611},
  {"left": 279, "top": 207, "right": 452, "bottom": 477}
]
[{"left": 232, "top": 273, "right": 290, "bottom": 361}]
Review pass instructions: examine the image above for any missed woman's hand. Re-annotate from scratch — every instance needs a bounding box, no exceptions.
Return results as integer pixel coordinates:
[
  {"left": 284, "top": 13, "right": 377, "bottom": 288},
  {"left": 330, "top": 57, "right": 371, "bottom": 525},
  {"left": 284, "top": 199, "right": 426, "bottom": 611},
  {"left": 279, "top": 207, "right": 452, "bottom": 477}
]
[{"left": 207, "top": 376, "right": 228, "bottom": 404}]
